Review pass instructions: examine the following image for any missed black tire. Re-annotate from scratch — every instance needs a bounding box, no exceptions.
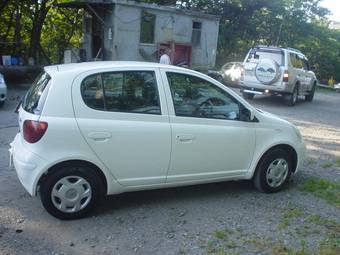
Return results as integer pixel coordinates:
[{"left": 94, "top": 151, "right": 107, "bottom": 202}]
[
  {"left": 40, "top": 164, "right": 102, "bottom": 220},
  {"left": 242, "top": 92, "right": 255, "bottom": 100},
  {"left": 285, "top": 85, "right": 298, "bottom": 106},
  {"left": 253, "top": 148, "right": 292, "bottom": 193},
  {"left": 305, "top": 83, "right": 316, "bottom": 102}
]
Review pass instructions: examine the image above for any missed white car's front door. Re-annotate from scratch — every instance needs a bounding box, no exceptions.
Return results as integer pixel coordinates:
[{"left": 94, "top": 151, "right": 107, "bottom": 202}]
[
  {"left": 161, "top": 70, "right": 256, "bottom": 183},
  {"left": 72, "top": 68, "right": 171, "bottom": 186}
]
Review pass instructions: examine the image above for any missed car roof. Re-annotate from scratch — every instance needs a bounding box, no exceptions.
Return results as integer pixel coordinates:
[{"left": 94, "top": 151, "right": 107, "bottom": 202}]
[
  {"left": 44, "top": 61, "right": 188, "bottom": 76},
  {"left": 252, "top": 45, "right": 305, "bottom": 56}
]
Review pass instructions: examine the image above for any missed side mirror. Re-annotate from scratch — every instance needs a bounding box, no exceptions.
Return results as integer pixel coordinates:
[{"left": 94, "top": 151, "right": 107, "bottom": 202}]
[
  {"left": 240, "top": 106, "right": 255, "bottom": 122},
  {"left": 249, "top": 108, "right": 255, "bottom": 121}
]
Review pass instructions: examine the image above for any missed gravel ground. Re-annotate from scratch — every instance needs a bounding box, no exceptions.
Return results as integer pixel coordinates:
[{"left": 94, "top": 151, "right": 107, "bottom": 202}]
[{"left": 0, "top": 87, "right": 339, "bottom": 255}]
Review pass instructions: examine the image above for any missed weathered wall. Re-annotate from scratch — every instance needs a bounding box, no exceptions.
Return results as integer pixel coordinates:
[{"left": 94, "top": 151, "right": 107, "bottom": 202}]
[{"left": 84, "top": 3, "right": 219, "bottom": 69}]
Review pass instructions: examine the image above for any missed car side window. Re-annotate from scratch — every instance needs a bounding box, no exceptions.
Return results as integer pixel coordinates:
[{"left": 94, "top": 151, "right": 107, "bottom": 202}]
[
  {"left": 290, "top": 53, "right": 304, "bottom": 69},
  {"left": 81, "top": 74, "right": 105, "bottom": 110},
  {"left": 167, "top": 72, "right": 240, "bottom": 120},
  {"left": 81, "top": 71, "right": 161, "bottom": 115},
  {"left": 302, "top": 58, "right": 309, "bottom": 71}
]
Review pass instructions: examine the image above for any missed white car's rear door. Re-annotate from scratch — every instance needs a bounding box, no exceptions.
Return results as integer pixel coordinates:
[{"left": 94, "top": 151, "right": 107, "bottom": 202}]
[{"left": 72, "top": 67, "right": 171, "bottom": 186}]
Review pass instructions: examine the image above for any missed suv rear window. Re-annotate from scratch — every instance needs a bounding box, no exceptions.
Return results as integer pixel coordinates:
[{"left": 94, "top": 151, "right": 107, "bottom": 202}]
[
  {"left": 22, "top": 72, "right": 51, "bottom": 114},
  {"left": 246, "top": 50, "right": 284, "bottom": 66}
]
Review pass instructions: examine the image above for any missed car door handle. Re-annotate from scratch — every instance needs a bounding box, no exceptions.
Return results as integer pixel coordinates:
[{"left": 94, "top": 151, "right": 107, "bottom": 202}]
[
  {"left": 176, "top": 134, "right": 195, "bottom": 143},
  {"left": 88, "top": 132, "right": 111, "bottom": 141}
]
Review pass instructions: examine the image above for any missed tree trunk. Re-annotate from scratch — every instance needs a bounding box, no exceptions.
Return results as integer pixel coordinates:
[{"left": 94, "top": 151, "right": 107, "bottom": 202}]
[{"left": 28, "top": 0, "right": 51, "bottom": 64}]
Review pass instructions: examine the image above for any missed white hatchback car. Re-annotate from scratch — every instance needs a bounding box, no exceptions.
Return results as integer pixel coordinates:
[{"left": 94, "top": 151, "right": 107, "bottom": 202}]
[{"left": 10, "top": 62, "right": 306, "bottom": 219}]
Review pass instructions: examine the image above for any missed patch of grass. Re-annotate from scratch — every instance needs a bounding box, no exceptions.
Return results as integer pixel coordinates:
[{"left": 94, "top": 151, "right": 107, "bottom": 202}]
[
  {"left": 319, "top": 233, "right": 340, "bottom": 255},
  {"left": 300, "top": 178, "right": 340, "bottom": 207},
  {"left": 225, "top": 240, "right": 237, "bottom": 249},
  {"left": 307, "top": 214, "right": 340, "bottom": 237},
  {"left": 307, "top": 158, "right": 317, "bottom": 165},
  {"left": 278, "top": 203, "right": 303, "bottom": 229},
  {"left": 335, "top": 158, "right": 340, "bottom": 167},
  {"left": 214, "top": 230, "right": 227, "bottom": 240},
  {"left": 322, "top": 161, "right": 334, "bottom": 168},
  {"left": 271, "top": 239, "right": 307, "bottom": 255}
]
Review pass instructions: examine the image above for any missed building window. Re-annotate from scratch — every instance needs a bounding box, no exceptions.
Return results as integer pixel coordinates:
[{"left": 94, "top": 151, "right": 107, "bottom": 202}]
[
  {"left": 140, "top": 11, "right": 156, "bottom": 44},
  {"left": 191, "top": 21, "right": 202, "bottom": 46}
]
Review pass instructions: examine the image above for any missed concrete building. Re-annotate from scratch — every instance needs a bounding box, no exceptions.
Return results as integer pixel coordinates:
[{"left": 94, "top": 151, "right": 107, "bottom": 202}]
[{"left": 59, "top": 0, "right": 220, "bottom": 70}]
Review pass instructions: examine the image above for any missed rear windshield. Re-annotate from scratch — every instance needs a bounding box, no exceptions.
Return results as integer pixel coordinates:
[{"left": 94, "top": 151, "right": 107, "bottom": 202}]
[
  {"left": 22, "top": 72, "right": 51, "bottom": 114},
  {"left": 246, "top": 50, "right": 284, "bottom": 66}
]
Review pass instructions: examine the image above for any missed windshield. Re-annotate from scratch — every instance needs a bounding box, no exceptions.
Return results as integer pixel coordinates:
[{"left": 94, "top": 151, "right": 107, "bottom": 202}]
[
  {"left": 22, "top": 72, "right": 51, "bottom": 114},
  {"left": 246, "top": 50, "right": 284, "bottom": 66}
]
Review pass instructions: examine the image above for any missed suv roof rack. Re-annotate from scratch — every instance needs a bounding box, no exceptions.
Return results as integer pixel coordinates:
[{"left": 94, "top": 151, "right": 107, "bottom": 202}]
[
  {"left": 286, "top": 47, "right": 302, "bottom": 54},
  {"left": 254, "top": 45, "right": 281, "bottom": 50}
]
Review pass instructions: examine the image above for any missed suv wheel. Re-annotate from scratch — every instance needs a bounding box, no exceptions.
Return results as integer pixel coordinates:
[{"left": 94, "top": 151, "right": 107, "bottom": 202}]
[
  {"left": 40, "top": 164, "right": 102, "bottom": 220},
  {"left": 217, "top": 76, "right": 224, "bottom": 84},
  {"left": 242, "top": 92, "right": 255, "bottom": 100},
  {"left": 305, "top": 83, "right": 316, "bottom": 102},
  {"left": 285, "top": 85, "right": 298, "bottom": 106},
  {"left": 253, "top": 148, "right": 292, "bottom": 193}
]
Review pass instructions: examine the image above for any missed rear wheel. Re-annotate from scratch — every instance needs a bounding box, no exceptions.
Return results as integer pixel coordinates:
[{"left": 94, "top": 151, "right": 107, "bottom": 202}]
[
  {"left": 40, "top": 164, "right": 102, "bottom": 220},
  {"left": 242, "top": 92, "right": 255, "bottom": 100},
  {"left": 254, "top": 148, "right": 292, "bottom": 193},
  {"left": 285, "top": 85, "right": 298, "bottom": 106},
  {"left": 305, "top": 83, "right": 316, "bottom": 102}
]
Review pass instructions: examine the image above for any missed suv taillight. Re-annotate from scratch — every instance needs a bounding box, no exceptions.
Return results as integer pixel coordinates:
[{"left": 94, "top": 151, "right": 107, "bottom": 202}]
[
  {"left": 283, "top": 70, "right": 289, "bottom": 82},
  {"left": 23, "top": 120, "right": 48, "bottom": 143}
]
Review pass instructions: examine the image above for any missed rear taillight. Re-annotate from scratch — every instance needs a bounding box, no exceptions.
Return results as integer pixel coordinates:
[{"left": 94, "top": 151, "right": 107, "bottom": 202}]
[
  {"left": 283, "top": 70, "right": 289, "bottom": 82},
  {"left": 23, "top": 120, "right": 48, "bottom": 143}
]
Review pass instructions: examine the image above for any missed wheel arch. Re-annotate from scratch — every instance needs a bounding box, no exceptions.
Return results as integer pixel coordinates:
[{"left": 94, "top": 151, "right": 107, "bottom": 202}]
[
  {"left": 252, "top": 143, "right": 298, "bottom": 178},
  {"left": 36, "top": 159, "right": 108, "bottom": 196}
]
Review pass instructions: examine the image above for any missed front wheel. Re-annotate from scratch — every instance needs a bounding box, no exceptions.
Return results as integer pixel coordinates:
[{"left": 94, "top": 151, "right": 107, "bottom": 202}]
[
  {"left": 305, "top": 84, "right": 316, "bottom": 102},
  {"left": 242, "top": 92, "right": 255, "bottom": 100},
  {"left": 40, "top": 165, "right": 102, "bottom": 220},
  {"left": 253, "top": 149, "right": 292, "bottom": 193}
]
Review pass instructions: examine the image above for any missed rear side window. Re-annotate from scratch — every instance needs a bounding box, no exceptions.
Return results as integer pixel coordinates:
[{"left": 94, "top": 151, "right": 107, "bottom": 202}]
[
  {"left": 290, "top": 53, "right": 307, "bottom": 69},
  {"left": 246, "top": 50, "right": 284, "bottom": 66},
  {"left": 81, "top": 71, "right": 161, "bottom": 115},
  {"left": 22, "top": 72, "right": 51, "bottom": 114}
]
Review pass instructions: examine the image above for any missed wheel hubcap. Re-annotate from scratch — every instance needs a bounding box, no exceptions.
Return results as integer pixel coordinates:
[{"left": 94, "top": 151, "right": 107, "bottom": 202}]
[
  {"left": 51, "top": 176, "right": 92, "bottom": 213},
  {"left": 266, "top": 158, "right": 289, "bottom": 188}
]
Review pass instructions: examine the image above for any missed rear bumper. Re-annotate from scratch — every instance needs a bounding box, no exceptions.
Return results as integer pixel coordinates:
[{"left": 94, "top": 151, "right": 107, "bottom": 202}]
[
  {"left": 10, "top": 134, "right": 47, "bottom": 196},
  {"left": 240, "top": 85, "right": 290, "bottom": 95}
]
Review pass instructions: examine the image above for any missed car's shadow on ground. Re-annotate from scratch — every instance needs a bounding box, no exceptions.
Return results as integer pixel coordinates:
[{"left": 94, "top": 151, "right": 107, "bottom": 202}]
[
  {"left": 94, "top": 180, "right": 254, "bottom": 216},
  {"left": 91, "top": 178, "right": 302, "bottom": 218}
]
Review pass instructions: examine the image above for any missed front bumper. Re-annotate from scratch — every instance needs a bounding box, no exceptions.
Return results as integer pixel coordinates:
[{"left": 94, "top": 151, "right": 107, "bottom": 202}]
[
  {"left": 295, "top": 141, "right": 306, "bottom": 173},
  {"left": 10, "top": 134, "right": 47, "bottom": 196}
]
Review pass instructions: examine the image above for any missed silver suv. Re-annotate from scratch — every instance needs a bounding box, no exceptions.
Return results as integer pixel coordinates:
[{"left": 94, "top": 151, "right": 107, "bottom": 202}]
[{"left": 240, "top": 45, "right": 317, "bottom": 106}]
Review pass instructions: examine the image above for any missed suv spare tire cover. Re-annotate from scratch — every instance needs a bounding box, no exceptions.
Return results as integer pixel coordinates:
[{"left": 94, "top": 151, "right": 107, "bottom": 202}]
[{"left": 255, "top": 59, "right": 280, "bottom": 85}]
